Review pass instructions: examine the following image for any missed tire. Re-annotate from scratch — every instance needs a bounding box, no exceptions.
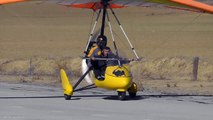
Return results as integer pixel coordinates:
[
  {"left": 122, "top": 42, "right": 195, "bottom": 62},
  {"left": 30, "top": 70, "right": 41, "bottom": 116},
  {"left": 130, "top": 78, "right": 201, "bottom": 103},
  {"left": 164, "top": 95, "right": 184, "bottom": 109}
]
[
  {"left": 118, "top": 92, "right": 126, "bottom": 100},
  {"left": 128, "top": 82, "right": 137, "bottom": 98},
  {"left": 129, "top": 92, "right": 136, "bottom": 98},
  {"left": 64, "top": 94, "right": 71, "bottom": 100}
]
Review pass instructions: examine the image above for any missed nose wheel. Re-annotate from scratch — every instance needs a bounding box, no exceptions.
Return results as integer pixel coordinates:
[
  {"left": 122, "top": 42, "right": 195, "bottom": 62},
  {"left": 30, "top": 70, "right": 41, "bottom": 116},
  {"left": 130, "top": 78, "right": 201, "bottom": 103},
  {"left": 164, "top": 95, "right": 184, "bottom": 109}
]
[
  {"left": 117, "top": 91, "right": 126, "bottom": 100},
  {"left": 64, "top": 94, "right": 71, "bottom": 100}
]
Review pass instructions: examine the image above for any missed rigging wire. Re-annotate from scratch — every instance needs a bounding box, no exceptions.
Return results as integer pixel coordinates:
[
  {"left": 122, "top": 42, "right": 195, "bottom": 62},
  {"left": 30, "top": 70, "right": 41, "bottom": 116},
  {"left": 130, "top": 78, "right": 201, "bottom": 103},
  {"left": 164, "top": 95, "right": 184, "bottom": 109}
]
[
  {"left": 106, "top": 9, "right": 137, "bottom": 58},
  {"left": 144, "top": 12, "right": 203, "bottom": 58},
  {"left": 148, "top": 8, "right": 204, "bottom": 59},
  {"left": 177, "top": 13, "right": 203, "bottom": 31},
  {"left": 87, "top": 10, "right": 96, "bottom": 40}
]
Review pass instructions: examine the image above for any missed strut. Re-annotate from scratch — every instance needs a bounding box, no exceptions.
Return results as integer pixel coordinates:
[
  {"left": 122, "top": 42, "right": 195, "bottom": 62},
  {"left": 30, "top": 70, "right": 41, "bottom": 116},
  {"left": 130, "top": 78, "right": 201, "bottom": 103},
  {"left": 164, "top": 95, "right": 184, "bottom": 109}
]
[
  {"left": 84, "top": 0, "right": 140, "bottom": 60},
  {"left": 100, "top": 0, "right": 109, "bottom": 36}
]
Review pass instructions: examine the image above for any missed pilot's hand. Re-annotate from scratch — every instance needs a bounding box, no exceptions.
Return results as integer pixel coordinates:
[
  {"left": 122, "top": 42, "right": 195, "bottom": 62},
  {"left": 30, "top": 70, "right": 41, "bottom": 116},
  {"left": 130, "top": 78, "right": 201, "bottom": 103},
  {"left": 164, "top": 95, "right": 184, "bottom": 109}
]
[
  {"left": 91, "top": 57, "right": 95, "bottom": 60},
  {"left": 129, "top": 59, "right": 134, "bottom": 62}
]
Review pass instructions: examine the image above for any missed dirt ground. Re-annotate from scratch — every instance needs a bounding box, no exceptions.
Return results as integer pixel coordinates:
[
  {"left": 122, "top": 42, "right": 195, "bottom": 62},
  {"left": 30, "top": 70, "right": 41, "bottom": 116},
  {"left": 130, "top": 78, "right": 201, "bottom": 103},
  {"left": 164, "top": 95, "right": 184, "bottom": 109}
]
[
  {"left": 0, "top": 2, "right": 213, "bottom": 95},
  {"left": 141, "top": 79, "right": 213, "bottom": 95},
  {"left": 0, "top": 75, "right": 213, "bottom": 95}
]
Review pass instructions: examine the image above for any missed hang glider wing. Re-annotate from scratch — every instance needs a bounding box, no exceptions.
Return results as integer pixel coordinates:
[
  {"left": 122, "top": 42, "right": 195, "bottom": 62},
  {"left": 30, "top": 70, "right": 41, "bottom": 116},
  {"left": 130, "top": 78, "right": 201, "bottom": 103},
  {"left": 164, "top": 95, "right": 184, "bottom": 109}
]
[
  {"left": 0, "top": 0, "right": 25, "bottom": 4},
  {"left": 109, "top": 0, "right": 213, "bottom": 13},
  {"left": 0, "top": 0, "right": 213, "bottom": 14}
]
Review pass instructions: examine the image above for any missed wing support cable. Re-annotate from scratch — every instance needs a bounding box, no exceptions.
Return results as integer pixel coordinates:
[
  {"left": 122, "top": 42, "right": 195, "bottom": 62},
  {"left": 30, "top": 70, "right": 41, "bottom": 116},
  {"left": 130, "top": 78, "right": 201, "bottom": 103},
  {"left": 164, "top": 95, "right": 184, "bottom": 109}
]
[
  {"left": 84, "top": 9, "right": 102, "bottom": 56},
  {"left": 109, "top": 6, "right": 140, "bottom": 60},
  {"left": 106, "top": 10, "right": 121, "bottom": 66}
]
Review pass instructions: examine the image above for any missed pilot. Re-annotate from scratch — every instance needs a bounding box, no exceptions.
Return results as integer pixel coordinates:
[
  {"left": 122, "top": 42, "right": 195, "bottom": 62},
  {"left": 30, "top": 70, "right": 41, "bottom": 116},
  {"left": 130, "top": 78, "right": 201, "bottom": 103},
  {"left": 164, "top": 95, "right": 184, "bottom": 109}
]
[
  {"left": 97, "top": 46, "right": 111, "bottom": 79},
  {"left": 103, "top": 47, "right": 133, "bottom": 66},
  {"left": 88, "top": 35, "right": 107, "bottom": 80}
]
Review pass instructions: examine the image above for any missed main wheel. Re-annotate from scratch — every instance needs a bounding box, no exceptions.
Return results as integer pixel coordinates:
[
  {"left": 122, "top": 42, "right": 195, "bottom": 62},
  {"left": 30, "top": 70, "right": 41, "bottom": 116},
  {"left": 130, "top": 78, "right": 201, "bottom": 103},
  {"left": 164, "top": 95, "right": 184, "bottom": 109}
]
[
  {"left": 118, "top": 92, "right": 126, "bottom": 100},
  {"left": 64, "top": 94, "right": 71, "bottom": 100},
  {"left": 129, "top": 92, "right": 136, "bottom": 98},
  {"left": 128, "top": 82, "right": 137, "bottom": 98}
]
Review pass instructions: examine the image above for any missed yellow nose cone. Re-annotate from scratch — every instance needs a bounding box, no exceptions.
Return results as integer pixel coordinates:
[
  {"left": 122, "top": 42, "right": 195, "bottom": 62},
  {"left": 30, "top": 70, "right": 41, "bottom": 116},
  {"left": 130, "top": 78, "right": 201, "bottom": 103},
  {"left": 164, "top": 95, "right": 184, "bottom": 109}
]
[
  {"left": 95, "top": 65, "right": 132, "bottom": 91},
  {"left": 60, "top": 69, "right": 73, "bottom": 96}
]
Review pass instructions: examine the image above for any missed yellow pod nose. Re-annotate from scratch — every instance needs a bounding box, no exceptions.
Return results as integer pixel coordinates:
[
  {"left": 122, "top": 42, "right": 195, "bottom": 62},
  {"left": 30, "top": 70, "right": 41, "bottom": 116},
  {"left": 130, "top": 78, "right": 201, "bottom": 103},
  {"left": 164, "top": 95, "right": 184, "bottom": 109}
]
[{"left": 95, "top": 64, "right": 132, "bottom": 91}]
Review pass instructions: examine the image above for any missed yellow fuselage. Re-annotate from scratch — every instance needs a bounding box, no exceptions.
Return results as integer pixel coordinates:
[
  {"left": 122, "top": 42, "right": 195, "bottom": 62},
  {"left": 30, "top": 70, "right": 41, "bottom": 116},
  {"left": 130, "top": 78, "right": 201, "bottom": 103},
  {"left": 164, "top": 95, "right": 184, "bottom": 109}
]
[{"left": 94, "top": 64, "right": 132, "bottom": 92}]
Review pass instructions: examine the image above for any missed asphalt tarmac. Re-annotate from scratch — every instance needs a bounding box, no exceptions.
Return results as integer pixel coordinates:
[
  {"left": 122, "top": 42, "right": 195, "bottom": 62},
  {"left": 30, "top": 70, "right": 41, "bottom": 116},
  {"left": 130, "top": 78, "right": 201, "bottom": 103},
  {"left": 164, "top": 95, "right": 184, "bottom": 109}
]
[{"left": 0, "top": 83, "right": 213, "bottom": 120}]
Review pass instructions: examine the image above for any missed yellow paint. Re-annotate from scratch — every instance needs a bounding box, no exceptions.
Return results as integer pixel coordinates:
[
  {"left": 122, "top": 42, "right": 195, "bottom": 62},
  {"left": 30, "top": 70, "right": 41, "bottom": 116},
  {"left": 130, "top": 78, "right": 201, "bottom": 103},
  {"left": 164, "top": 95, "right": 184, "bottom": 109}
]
[
  {"left": 87, "top": 45, "right": 98, "bottom": 57},
  {"left": 95, "top": 64, "right": 132, "bottom": 92},
  {"left": 60, "top": 69, "right": 73, "bottom": 96}
]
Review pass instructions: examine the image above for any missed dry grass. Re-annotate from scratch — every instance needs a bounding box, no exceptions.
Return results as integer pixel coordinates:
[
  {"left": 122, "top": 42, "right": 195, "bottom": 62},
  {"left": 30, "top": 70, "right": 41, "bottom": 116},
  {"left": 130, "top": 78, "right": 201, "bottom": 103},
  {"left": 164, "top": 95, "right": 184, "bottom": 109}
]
[
  {"left": 0, "top": 59, "right": 29, "bottom": 74},
  {"left": 32, "top": 57, "right": 58, "bottom": 75},
  {"left": 131, "top": 57, "right": 213, "bottom": 81},
  {"left": 142, "top": 79, "right": 213, "bottom": 95},
  {"left": 0, "top": 57, "right": 212, "bottom": 80},
  {"left": 0, "top": 57, "right": 213, "bottom": 94}
]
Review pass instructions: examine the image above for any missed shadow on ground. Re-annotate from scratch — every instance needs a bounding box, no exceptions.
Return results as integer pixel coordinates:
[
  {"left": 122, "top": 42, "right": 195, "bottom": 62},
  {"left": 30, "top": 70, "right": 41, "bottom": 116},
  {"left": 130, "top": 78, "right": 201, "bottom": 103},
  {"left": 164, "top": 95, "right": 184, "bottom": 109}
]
[{"left": 1, "top": 94, "right": 212, "bottom": 102}]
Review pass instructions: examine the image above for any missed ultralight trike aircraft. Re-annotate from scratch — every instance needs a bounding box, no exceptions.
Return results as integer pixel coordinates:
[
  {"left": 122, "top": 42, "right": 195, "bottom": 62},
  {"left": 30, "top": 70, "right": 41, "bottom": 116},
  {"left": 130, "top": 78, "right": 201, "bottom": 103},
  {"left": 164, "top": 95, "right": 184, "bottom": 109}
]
[{"left": 1, "top": 0, "right": 213, "bottom": 100}]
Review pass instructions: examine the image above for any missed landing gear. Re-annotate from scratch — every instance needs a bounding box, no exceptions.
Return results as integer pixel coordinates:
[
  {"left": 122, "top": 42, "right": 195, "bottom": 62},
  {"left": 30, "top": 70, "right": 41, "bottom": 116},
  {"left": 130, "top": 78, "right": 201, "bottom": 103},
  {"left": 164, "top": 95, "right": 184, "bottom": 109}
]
[
  {"left": 117, "top": 82, "right": 137, "bottom": 100},
  {"left": 117, "top": 91, "right": 126, "bottom": 100},
  {"left": 128, "top": 82, "right": 137, "bottom": 98},
  {"left": 64, "top": 94, "right": 71, "bottom": 100}
]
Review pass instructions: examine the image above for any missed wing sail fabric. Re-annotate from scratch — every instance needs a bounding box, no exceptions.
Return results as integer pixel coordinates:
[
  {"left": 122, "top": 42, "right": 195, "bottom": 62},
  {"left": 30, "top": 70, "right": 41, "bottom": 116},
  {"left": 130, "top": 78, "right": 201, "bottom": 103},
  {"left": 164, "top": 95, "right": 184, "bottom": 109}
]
[
  {"left": 0, "top": 0, "right": 25, "bottom": 4},
  {"left": 170, "top": 0, "right": 213, "bottom": 13},
  {"left": 108, "top": 0, "right": 213, "bottom": 13},
  {"left": 0, "top": 0, "right": 213, "bottom": 14}
]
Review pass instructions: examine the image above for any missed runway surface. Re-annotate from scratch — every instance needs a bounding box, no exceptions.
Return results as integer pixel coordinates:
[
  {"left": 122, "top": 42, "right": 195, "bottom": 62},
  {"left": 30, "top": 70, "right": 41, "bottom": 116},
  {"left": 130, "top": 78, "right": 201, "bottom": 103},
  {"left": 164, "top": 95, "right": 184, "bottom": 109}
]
[{"left": 0, "top": 83, "right": 213, "bottom": 120}]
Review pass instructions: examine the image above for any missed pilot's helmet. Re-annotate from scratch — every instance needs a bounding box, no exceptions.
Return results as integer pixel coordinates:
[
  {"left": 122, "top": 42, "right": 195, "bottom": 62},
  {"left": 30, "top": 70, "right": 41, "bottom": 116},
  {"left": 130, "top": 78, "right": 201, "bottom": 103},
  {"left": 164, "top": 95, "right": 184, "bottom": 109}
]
[{"left": 97, "top": 35, "right": 107, "bottom": 48}]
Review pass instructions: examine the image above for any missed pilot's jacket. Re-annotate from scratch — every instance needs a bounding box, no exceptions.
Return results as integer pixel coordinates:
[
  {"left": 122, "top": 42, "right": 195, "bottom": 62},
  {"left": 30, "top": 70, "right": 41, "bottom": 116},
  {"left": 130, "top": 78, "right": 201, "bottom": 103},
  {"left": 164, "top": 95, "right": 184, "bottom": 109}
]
[
  {"left": 87, "top": 45, "right": 101, "bottom": 58},
  {"left": 87, "top": 45, "right": 101, "bottom": 68}
]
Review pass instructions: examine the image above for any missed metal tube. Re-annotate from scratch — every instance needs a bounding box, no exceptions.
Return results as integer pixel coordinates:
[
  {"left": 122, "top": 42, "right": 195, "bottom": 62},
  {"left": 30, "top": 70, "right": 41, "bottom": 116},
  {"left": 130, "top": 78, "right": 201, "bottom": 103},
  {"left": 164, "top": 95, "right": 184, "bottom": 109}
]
[
  {"left": 84, "top": 10, "right": 101, "bottom": 54},
  {"left": 73, "top": 67, "right": 92, "bottom": 90},
  {"left": 109, "top": 7, "right": 140, "bottom": 60},
  {"left": 119, "top": 26, "right": 140, "bottom": 59},
  {"left": 83, "top": 57, "right": 133, "bottom": 61},
  {"left": 106, "top": 10, "right": 121, "bottom": 66},
  {"left": 100, "top": 0, "right": 108, "bottom": 36},
  {"left": 74, "top": 84, "right": 96, "bottom": 92}
]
